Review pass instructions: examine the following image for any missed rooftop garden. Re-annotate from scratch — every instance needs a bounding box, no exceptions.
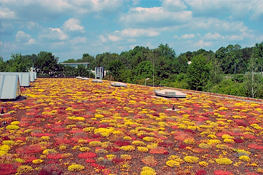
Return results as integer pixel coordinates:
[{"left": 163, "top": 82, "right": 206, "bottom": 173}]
[{"left": 0, "top": 78, "right": 263, "bottom": 175}]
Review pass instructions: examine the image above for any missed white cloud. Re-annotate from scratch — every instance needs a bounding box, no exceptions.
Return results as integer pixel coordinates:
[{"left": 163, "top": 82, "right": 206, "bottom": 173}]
[
  {"left": 129, "top": 44, "right": 138, "bottom": 49},
  {"left": 120, "top": 28, "right": 160, "bottom": 37},
  {"left": 27, "top": 21, "right": 41, "bottom": 30},
  {"left": 186, "top": 18, "right": 248, "bottom": 34},
  {"left": 173, "top": 35, "right": 180, "bottom": 39},
  {"left": 204, "top": 32, "right": 223, "bottom": 40},
  {"left": 70, "top": 37, "right": 87, "bottom": 44},
  {"left": 39, "top": 28, "right": 69, "bottom": 41},
  {"left": 119, "top": 7, "right": 192, "bottom": 27},
  {"left": 181, "top": 34, "right": 195, "bottom": 39},
  {"left": 50, "top": 41, "right": 65, "bottom": 48},
  {"left": 26, "top": 38, "right": 37, "bottom": 45},
  {"left": 128, "top": 39, "right": 136, "bottom": 43},
  {"left": 194, "top": 40, "right": 213, "bottom": 48},
  {"left": 0, "top": 6, "right": 15, "bottom": 19},
  {"left": 16, "top": 31, "right": 31, "bottom": 42},
  {"left": 0, "top": 0, "right": 123, "bottom": 22},
  {"left": 226, "top": 32, "right": 255, "bottom": 41},
  {"left": 63, "top": 18, "right": 84, "bottom": 32},
  {"left": 146, "top": 42, "right": 154, "bottom": 48},
  {"left": 74, "top": 0, "right": 123, "bottom": 13},
  {"left": 108, "top": 35, "right": 121, "bottom": 42},
  {"left": 184, "top": 0, "right": 251, "bottom": 19},
  {"left": 162, "top": 0, "right": 187, "bottom": 11},
  {"left": 99, "top": 35, "right": 107, "bottom": 43},
  {"left": 250, "top": 0, "right": 263, "bottom": 20},
  {"left": 132, "top": 0, "right": 140, "bottom": 5}
]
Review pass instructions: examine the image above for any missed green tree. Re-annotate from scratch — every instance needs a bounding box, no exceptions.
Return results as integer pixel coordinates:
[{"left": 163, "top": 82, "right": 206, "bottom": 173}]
[
  {"left": 0, "top": 56, "right": 5, "bottom": 71},
  {"left": 35, "top": 51, "right": 59, "bottom": 76},
  {"left": 210, "top": 56, "right": 223, "bottom": 84},
  {"left": 108, "top": 59, "right": 124, "bottom": 81},
  {"left": 243, "top": 53, "right": 262, "bottom": 98},
  {"left": 134, "top": 61, "right": 153, "bottom": 81},
  {"left": 63, "top": 59, "right": 76, "bottom": 63},
  {"left": 186, "top": 54, "right": 211, "bottom": 91},
  {"left": 76, "top": 64, "right": 87, "bottom": 77}
]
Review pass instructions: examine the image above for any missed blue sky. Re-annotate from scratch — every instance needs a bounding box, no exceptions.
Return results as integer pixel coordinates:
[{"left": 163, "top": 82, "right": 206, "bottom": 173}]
[{"left": 1, "top": 0, "right": 263, "bottom": 62}]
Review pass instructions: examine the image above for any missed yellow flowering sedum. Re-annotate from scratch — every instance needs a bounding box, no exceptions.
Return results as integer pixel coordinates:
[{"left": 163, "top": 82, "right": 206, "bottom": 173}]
[
  {"left": 14, "top": 158, "right": 24, "bottom": 163},
  {"left": 94, "top": 114, "right": 104, "bottom": 118},
  {"left": 106, "top": 154, "right": 116, "bottom": 161},
  {"left": 120, "top": 145, "right": 135, "bottom": 151},
  {"left": 121, "top": 154, "right": 132, "bottom": 160},
  {"left": 79, "top": 147, "right": 90, "bottom": 152},
  {"left": 216, "top": 158, "right": 233, "bottom": 165},
  {"left": 6, "top": 124, "right": 20, "bottom": 130},
  {"left": 0, "top": 145, "right": 10, "bottom": 156},
  {"left": 183, "top": 138, "right": 195, "bottom": 145},
  {"left": 184, "top": 156, "right": 199, "bottom": 163},
  {"left": 68, "top": 116, "right": 85, "bottom": 121},
  {"left": 68, "top": 164, "right": 85, "bottom": 172},
  {"left": 17, "top": 165, "right": 34, "bottom": 174},
  {"left": 2, "top": 140, "right": 15, "bottom": 145},
  {"left": 137, "top": 147, "right": 149, "bottom": 153},
  {"left": 89, "top": 141, "right": 102, "bottom": 147},
  {"left": 199, "top": 143, "right": 212, "bottom": 149},
  {"left": 123, "top": 136, "right": 132, "bottom": 140},
  {"left": 166, "top": 160, "right": 180, "bottom": 167},
  {"left": 32, "top": 159, "right": 44, "bottom": 164},
  {"left": 239, "top": 155, "right": 250, "bottom": 162},
  {"left": 11, "top": 121, "right": 20, "bottom": 125},
  {"left": 143, "top": 137, "right": 155, "bottom": 142},
  {"left": 43, "top": 149, "right": 57, "bottom": 155},
  {"left": 223, "top": 138, "right": 235, "bottom": 143},
  {"left": 132, "top": 141, "right": 146, "bottom": 146},
  {"left": 94, "top": 128, "right": 114, "bottom": 137},
  {"left": 41, "top": 136, "right": 50, "bottom": 141},
  {"left": 199, "top": 161, "right": 209, "bottom": 167},
  {"left": 59, "top": 145, "right": 67, "bottom": 150},
  {"left": 207, "top": 139, "right": 221, "bottom": 145},
  {"left": 140, "top": 167, "right": 156, "bottom": 175},
  {"left": 83, "top": 127, "right": 95, "bottom": 132}
]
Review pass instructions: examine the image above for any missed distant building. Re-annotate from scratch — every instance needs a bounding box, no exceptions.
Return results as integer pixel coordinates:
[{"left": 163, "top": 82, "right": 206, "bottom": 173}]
[{"left": 60, "top": 62, "right": 89, "bottom": 68}]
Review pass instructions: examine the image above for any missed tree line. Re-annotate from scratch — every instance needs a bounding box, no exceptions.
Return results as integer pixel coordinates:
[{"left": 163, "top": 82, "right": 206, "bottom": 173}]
[{"left": 0, "top": 42, "right": 263, "bottom": 98}]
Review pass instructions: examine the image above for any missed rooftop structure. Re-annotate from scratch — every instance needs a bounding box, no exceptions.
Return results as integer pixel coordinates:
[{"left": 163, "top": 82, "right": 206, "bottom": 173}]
[
  {"left": 60, "top": 62, "right": 89, "bottom": 68},
  {"left": 0, "top": 72, "right": 31, "bottom": 86},
  {"left": 111, "top": 82, "right": 127, "bottom": 87},
  {"left": 92, "top": 79, "right": 103, "bottom": 83},
  {"left": 155, "top": 89, "right": 187, "bottom": 98},
  {"left": 0, "top": 74, "right": 21, "bottom": 100}
]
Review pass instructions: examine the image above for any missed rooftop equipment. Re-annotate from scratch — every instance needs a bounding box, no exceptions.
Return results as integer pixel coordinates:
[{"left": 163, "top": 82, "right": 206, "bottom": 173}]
[
  {"left": 0, "top": 72, "right": 31, "bottom": 86},
  {"left": 0, "top": 74, "right": 21, "bottom": 100}
]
